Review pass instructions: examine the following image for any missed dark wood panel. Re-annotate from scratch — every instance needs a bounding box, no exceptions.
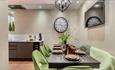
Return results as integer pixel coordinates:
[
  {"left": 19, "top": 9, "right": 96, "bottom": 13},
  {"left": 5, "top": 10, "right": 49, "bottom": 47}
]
[
  {"left": 9, "top": 43, "right": 17, "bottom": 58},
  {"left": 9, "top": 50, "right": 17, "bottom": 58},
  {"left": 9, "top": 41, "right": 43, "bottom": 61},
  {"left": 9, "top": 58, "right": 32, "bottom": 61},
  {"left": 16, "top": 43, "right": 33, "bottom": 58},
  {"left": 9, "top": 42, "right": 33, "bottom": 61}
]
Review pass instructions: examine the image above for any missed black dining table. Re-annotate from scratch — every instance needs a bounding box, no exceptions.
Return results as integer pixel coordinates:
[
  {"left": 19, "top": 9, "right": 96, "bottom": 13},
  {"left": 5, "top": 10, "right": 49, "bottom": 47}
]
[{"left": 48, "top": 53, "right": 100, "bottom": 69}]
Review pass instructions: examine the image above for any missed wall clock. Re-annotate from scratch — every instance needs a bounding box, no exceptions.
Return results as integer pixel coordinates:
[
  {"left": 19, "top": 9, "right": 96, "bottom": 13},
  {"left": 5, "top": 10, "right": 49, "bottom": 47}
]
[
  {"left": 86, "top": 16, "right": 102, "bottom": 27},
  {"left": 54, "top": 17, "right": 68, "bottom": 33}
]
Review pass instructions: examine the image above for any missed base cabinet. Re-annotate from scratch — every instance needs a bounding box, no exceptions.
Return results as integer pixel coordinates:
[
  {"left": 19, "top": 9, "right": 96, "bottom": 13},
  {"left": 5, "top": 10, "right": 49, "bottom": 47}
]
[
  {"left": 16, "top": 43, "right": 33, "bottom": 58},
  {"left": 9, "top": 43, "right": 17, "bottom": 58},
  {"left": 9, "top": 42, "right": 33, "bottom": 61}
]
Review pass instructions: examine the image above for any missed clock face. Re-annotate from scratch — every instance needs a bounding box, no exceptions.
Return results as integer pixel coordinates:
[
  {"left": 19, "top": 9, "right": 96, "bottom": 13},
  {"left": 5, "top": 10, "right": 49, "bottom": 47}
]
[
  {"left": 54, "top": 17, "right": 68, "bottom": 33},
  {"left": 86, "top": 16, "right": 102, "bottom": 27}
]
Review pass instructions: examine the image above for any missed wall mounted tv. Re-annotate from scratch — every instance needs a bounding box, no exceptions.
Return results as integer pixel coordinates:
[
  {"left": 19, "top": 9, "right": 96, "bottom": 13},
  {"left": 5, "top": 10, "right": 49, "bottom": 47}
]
[{"left": 85, "top": 0, "right": 105, "bottom": 28}]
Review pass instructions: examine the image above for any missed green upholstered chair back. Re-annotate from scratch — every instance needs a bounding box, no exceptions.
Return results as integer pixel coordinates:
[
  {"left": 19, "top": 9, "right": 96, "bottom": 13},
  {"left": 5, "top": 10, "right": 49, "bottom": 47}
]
[
  {"left": 32, "top": 55, "right": 40, "bottom": 70},
  {"left": 112, "top": 56, "right": 115, "bottom": 70},
  {"left": 43, "top": 44, "right": 52, "bottom": 53},
  {"left": 63, "top": 66, "right": 93, "bottom": 70},
  {"left": 79, "top": 45, "right": 91, "bottom": 55},
  {"left": 40, "top": 46, "right": 50, "bottom": 57},
  {"left": 32, "top": 50, "right": 48, "bottom": 70},
  {"left": 90, "top": 47, "right": 114, "bottom": 70}
]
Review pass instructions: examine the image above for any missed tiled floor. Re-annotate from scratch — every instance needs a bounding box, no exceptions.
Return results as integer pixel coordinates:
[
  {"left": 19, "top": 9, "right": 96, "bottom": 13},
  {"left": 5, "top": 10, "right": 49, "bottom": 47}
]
[{"left": 9, "top": 61, "right": 34, "bottom": 70}]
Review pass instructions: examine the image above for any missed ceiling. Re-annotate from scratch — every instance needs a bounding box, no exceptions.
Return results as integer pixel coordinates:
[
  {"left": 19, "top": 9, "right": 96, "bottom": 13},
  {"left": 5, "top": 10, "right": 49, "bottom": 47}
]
[{"left": 8, "top": 0, "right": 86, "bottom": 10}]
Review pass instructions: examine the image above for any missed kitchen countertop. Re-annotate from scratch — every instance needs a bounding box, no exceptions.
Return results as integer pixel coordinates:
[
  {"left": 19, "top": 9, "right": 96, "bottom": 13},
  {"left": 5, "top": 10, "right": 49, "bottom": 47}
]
[
  {"left": 9, "top": 40, "right": 43, "bottom": 43},
  {"left": 8, "top": 34, "right": 44, "bottom": 43}
]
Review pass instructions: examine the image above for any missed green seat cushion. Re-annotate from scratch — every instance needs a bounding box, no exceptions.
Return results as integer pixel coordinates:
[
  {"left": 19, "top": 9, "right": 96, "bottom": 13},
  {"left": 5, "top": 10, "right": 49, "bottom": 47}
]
[
  {"left": 90, "top": 47, "right": 113, "bottom": 70},
  {"left": 32, "top": 55, "right": 41, "bottom": 70},
  {"left": 39, "top": 64, "right": 49, "bottom": 70},
  {"left": 63, "top": 66, "right": 93, "bottom": 70}
]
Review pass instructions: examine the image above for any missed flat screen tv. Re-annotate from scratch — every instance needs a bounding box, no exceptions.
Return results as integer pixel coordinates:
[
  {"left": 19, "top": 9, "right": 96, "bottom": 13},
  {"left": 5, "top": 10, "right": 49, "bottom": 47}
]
[{"left": 85, "top": 0, "right": 105, "bottom": 28}]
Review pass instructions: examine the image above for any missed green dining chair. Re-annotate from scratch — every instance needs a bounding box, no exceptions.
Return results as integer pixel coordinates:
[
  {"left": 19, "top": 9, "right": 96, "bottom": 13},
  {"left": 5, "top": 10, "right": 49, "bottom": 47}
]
[
  {"left": 112, "top": 56, "right": 115, "bottom": 70},
  {"left": 63, "top": 66, "right": 93, "bottom": 70},
  {"left": 32, "top": 50, "right": 49, "bottom": 70},
  {"left": 43, "top": 44, "right": 52, "bottom": 53},
  {"left": 79, "top": 45, "right": 91, "bottom": 55},
  {"left": 90, "top": 47, "right": 114, "bottom": 70},
  {"left": 40, "top": 45, "right": 50, "bottom": 58}
]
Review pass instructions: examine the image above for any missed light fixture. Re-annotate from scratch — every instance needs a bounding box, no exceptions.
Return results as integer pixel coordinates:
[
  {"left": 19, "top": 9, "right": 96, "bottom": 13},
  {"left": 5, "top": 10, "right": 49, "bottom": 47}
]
[
  {"left": 10, "top": 11, "right": 14, "bottom": 15},
  {"left": 55, "top": 0, "right": 71, "bottom": 12},
  {"left": 94, "top": 4, "right": 100, "bottom": 8},
  {"left": 39, "top": 6, "right": 42, "bottom": 9},
  {"left": 76, "top": 0, "right": 79, "bottom": 4}
]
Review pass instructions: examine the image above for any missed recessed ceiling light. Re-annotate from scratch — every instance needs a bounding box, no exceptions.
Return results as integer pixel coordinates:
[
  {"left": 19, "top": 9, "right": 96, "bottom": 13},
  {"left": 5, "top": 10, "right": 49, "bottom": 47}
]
[
  {"left": 10, "top": 11, "right": 14, "bottom": 15},
  {"left": 94, "top": 4, "right": 100, "bottom": 8},
  {"left": 70, "top": 0, "right": 72, "bottom": 3},
  {"left": 39, "top": 6, "right": 42, "bottom": 9},
  {"left": 76, "top": 0, "right": 79, "bottom": 4}
]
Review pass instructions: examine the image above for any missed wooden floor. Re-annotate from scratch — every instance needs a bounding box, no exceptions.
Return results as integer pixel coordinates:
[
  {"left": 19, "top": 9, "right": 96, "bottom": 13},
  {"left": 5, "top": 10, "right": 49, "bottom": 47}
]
[
  {"left": 9, "top": 61, "right": 57, "bottom": 70},
  {"left": 9, "top": 61, "right": 34, "bottom": 70}
]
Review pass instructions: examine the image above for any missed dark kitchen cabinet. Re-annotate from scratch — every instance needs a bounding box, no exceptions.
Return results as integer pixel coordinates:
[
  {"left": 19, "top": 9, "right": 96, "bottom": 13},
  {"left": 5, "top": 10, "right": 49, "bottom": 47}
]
[
  {"left": 16, "top": 43, "right": 33, "bottom": 58},
  {"left": 9, "top": 43, "right": 17, "bottom": 58},
  {"left": 9, "top": 42, "right": 33, "bottom": 61}
]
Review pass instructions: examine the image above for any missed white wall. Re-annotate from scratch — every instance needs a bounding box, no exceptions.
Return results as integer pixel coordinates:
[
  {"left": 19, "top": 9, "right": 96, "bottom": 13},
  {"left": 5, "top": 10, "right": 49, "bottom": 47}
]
[
  {"left": 79, "top": 0, "right": 115, "bottom": 56},
  {"left": 10, "top": 10, "right": 80, "bottom": 47},
  {"left": 9, "top": 0, "right": 115, "bottom": 57},
  {"left": 0, "top": 0, "right": 8, "bottom": 70}
]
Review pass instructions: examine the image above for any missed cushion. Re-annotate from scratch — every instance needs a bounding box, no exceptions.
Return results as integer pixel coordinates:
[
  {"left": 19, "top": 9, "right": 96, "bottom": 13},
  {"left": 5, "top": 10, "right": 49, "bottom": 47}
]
[
  {"left": 40, "top": 46, "right": 50, "bottom": 57},
  {"left": 63, "top": 66, "right": 93, "bottom": 70},
  {"left": 112, "top": 56, "right": 115, "bottom": 70},
  {"left": 32, "top": 50, "right": 48, "bottom": 64},
  {"left": 44, "top": 44, "right": 52, "bottom": 53},
  {"left": 79, "top": 45, "right": 91, "bottom": 55},
  {"left": 90, "top": 47, "right": 113, "bottom": 70},
  {"left": 40, "top": 64, "right": 49, "bottom": 70},
  {"left": 32, "top": 50, "right": 49, "bottom": 70}
]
